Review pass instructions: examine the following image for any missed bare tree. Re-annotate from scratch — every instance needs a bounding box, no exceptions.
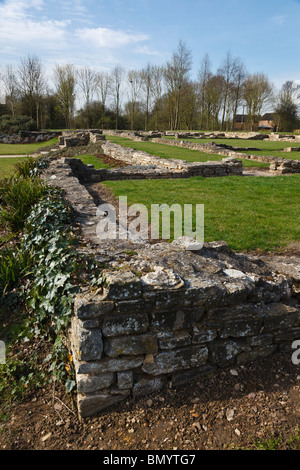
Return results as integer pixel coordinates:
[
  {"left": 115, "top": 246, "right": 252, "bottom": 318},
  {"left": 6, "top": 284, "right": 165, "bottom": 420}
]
[
  {"left": 243, "top": 73, "right": 274, "bottom": 130},
  {"left": 205, "top": 74, "right": 225, "bottom": 130},
  {"left": 140, "top": 64, "right": 154, "bottom": 131},
  {"left": 181, "top": 81, "right": 198, "bottom": 130},
  {"left": 275, "top": 81, "right": 299, "bottom": 131},
  {"left": 54, "top": 64, "right": 76, "bottom": 129},
  {"left": 111, "top": 65, "right": 125, "bottom": 130},
  {"left": 218, "top": 51, "right": 246, "bottom": 130},
  {"left": 163, "top": 40, "right": 192, "bottom": 130},
  {"left": 1, "top": 64, "right": 19, "bottom": 117},
  {"left": 127, "top": 70, "right": 142, "bottom": 130},
  {"left": 96, "top": 71, "right": 112, "bottom": 129},
  {"left": 18, "top": 54, "right": 45, "bottom": 128},
  {"left": 151, "top": 65, "right": 164, "bottom": 129},
  {"left": 230, "top": 58, "right": 248, "bottom": 130},
  {"left": 77, "top": 66, "right": 98, "bottom": 128},
  {"left": 198, "top": 53, "right": 212, "bottom": 129}
]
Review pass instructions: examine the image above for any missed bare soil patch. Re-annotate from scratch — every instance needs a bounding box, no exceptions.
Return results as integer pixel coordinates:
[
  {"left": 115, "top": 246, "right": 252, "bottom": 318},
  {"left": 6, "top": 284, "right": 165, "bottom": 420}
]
[{"left": 0, "top": 351, "right": 299, "bottom": 451}]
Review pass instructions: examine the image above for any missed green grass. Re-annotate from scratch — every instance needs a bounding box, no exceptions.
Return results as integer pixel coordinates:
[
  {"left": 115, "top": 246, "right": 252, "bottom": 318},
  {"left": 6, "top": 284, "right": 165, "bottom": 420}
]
[
  {"left": 105, "top": 135, "right": 269, "bottom": 168},
  {"left": 165, "top": 137, "right": 300, "bottom": 161},
  {"left": 71, "top": 154, "right": 111, "bottom": 169},
  {"left": 0, "top": 137, "right": 58, "bottom": 156},
  {"left": 103, "top": 174, "right": 300, "bottom": 252},
  {"left": 0, "top": 157, "right": 29, "bottom": 176}
]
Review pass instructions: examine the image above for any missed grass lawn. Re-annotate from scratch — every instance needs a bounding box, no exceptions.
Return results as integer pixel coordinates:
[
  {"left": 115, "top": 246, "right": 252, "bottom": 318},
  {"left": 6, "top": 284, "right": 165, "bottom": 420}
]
[
  {"left": 0, "top": 137, "right": 58, "bottom": 156},
  {"left": 103, "top": 174, "right": 300, "bottom": 252},
  {"left": 165, "top": 137, "right": 300, "bottom": 161},
  {"left": 105, "top": 135, "right": 269, "bottom": 168},
  {"left": 71, "top": 154, "right": 111, "bottom": 169}
]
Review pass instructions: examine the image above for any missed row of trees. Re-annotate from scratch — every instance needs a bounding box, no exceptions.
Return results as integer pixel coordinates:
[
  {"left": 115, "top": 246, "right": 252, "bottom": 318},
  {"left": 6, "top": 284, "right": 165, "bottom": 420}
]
[{"left": 1, "top": 42, "right": 299, "bottom": 132}]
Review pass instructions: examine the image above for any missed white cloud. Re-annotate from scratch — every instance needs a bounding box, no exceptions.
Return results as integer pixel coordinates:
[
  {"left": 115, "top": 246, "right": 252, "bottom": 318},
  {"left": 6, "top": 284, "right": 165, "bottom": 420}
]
[
  {"left": 0, "top": 0, "right": 69, "bottom": 51},
  {"left": 134, "top": 45, "right": 163, "bottom": 57},
  {"left": 75, "top": 27, "right": 149, "bottom": 49},
  {"left": 271, "top": 15, "right": 287, "bottom": 25}
]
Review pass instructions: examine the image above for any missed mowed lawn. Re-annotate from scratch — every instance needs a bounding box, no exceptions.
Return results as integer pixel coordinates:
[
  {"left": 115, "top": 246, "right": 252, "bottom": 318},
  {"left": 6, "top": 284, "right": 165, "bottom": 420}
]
[
  {"left": 0, "top": 137, "right": 58, "bottom": 156},
  {"left": 0, "top": 138, "right": 59, "bottom": 175},
  {"left": 104, "top": 135, "right": 269, "bottom": 168},
  {"left": 170, "top": 137, "right": 300, "bottom": 161},
  {"left": 70, "top": 154, "right": 111, "bottom": 169},
  {"left": 0, "top": 156, "right": 29, "bottom": 176},
  {"left": 103, "top": 174, "right": 300, "bottom": 252}
]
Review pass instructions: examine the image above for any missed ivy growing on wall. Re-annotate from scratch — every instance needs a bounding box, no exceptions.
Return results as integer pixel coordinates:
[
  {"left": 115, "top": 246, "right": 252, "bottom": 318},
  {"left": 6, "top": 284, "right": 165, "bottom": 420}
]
[{"left": 0, "top": 157, "right": 104, "bottom": 397}]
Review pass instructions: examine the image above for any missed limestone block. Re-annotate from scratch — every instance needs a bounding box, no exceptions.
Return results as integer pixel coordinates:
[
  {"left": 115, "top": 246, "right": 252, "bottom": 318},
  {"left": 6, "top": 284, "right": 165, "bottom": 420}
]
[
  {"left": 71, "top": 318, "right": 103, "bottom": 362},
  {"left": 104, "top": 333, "right": 158, "bottom": 357},
  {"left": 132, "top": 376, "right": 168, "bottom": 397},
  {"left": 76, "top": 372, "right": 115, "bottom": 393},
  {"left": 117, "top": 370, "right": 133, "bottom": 390},
  {"left": 151, "top": 306, "right": 205, "bottom": 331},
  {"left": 102, "top": 311, "right": 149, "bottom": 337},
  {"left": 273, "top": 326, "right": 300, "bottom": 342},
  {"left": 262, "top": 303, "right": 299, "bottom": 332},
  {"left": 184, "top": 278, "right": 225, "bottom": 307},
  {"left": 74, "top": 293, "right": 115, "bottom": 320},
  {"left": 192, "top": 328, "right": 217, "bottom": 344},
  {"left": 75, "top": 355, "right": 144, "bottom": 375},
  {"left": 205, "top": 304, "right": 264, "bottom": 338},
  {"left": 142, "top": 345, "right": 208, "bottom": 375},
  {"left": 157, "top": 330, "right": 192, "bottom": 350},
  {"left": 208, "top": 339, "right": 249, "bottom": 367},
  {"left": 103, "top": 271, "right": 142, "bottom": 300},
  {"left": 78, "top": 390, "right": 130, "bottom": 417}
]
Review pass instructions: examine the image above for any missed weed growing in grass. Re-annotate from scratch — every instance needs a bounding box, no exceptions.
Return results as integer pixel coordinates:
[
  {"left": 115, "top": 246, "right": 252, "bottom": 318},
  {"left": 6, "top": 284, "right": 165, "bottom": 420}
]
[{"left": 0, "top": 246, "right": 33, "bottom": 294}]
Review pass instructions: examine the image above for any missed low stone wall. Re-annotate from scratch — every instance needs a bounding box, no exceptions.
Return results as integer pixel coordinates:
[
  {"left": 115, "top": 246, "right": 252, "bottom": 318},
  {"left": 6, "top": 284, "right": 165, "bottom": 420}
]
[
  {"left": 104, "top": 129, "right": 300, "bottom": 142},
  {"left": 168, "top": 131, "right": 300, "bottom": 142},
  {"left": 70, "top": 241, "right": 300, "bottom": 418},
  {"left": 151, "top": 138, "right": 300, "bottom": 175},
  {"left": 58, "top": 130, "right": 106, "bottom": 148},
  {"left": 100, "top": 141, "right": 243, "bottom": 178},
  {"left": 0, "top": 130, "right": 61, "bottom": 144}
]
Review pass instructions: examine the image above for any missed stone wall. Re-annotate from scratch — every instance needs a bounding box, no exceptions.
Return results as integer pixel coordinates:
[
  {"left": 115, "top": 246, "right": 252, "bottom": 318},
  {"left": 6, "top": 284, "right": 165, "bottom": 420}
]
[
  {"left": 42, "top": 156, "right": 300, "bottom": 419},
  {"left": 58, "top": 130, "right": 106, "bottom": 148},
  {"left": 70, "top": 241, "right": 300, "bottom": 418},
  {"left": 0, "top": 130, "right": 61, "bottom": 144},
  {"left": 150, "top": 138, "right": 300, "bottom": 175},
  {"left": 100, "top": 141, "right": 243, "bottom": 178},
  {"left": 104, "top": 129, "right": 300, "bottom": 142}
]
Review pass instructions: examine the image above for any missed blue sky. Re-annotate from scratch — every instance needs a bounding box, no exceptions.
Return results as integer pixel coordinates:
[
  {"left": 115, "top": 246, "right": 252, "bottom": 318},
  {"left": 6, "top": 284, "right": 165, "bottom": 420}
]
[{"left": 1, "top": 0, "right": 300, "bottom": 90}]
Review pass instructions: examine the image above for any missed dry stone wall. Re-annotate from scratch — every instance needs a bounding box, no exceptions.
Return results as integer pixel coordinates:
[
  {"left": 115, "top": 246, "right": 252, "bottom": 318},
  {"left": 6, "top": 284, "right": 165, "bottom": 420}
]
[
  {"left": 150, "top": 138, "right": 300, "bottom": 175},
  {"left": 58, "top": 130, "right": 106, "bottom": 148},
  {"left": 104, "top": 129, "right": 300, "bottom": 142},
  {"left": 70, "top": 241, "right": 300, "bottom": 418},
  {"left": 100, "top": 141, "right": 243, "bottom": 178}
]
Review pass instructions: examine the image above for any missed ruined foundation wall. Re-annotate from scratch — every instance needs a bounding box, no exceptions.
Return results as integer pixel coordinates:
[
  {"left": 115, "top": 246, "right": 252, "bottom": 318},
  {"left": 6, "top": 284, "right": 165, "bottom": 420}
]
[
  {"left": 42, "top": 156, "right": 300, "bottom": 419},
  {"left": 100, "top": 141, "right": 243, "bottom": 178},
  {"left": 70, "top": 257, "right": 300, "bottom": 418},
  {"left": 150, "top": 138, "right": 300, "bottom": 175}
]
